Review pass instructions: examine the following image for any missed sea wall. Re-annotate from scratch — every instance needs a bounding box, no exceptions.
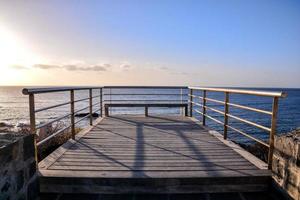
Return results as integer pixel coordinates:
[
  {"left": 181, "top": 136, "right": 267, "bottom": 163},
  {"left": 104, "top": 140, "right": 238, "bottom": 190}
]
[
  {"left": 0, "top": 134, "right": 38, "bottom": 200},
  {"left": 272, "top": 130, "right": 300, "bottom": 200}
]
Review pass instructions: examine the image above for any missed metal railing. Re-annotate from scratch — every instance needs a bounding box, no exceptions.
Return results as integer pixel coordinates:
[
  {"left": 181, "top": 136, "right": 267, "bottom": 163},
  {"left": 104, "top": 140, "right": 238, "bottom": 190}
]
[
  {"left": 188, "top": 87, "right": 287, "bottom": 169},
  {"left": 22, "top": 86, "right": 287, "bottom": 169},
  {"left": 22, "top": 87, "right": 103, "bottom": 147}
]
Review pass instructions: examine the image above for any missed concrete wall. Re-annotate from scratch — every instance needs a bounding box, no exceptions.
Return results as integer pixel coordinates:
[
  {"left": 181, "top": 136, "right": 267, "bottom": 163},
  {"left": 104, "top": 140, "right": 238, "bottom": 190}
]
[
  {"left": 272, "top": 131, "right": 300, "bottom": 200},
  {"left": 0, "top": 134, "right": 38, "bottom": 200}
]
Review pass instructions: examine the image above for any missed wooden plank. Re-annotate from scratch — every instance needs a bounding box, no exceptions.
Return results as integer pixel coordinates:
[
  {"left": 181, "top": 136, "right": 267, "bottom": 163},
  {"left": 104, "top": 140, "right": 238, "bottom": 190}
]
[
  {"left": 54, "top": 160, "right": 253, "bottom": 166},
  {"left": 39, "top": 168, "right": 270, "bottom": 178},
  {"left": 56, "top": 158, "right": 249, "bottom": 164},
  {"left": 49, "top": 165, "right": 258, "bottom": 171}
]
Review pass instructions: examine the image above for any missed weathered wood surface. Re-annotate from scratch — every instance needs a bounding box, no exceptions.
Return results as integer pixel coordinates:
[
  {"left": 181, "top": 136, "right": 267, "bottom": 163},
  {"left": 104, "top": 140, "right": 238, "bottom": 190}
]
[{"left": 39, "top": 115, "right": 270, "bottom": 193}]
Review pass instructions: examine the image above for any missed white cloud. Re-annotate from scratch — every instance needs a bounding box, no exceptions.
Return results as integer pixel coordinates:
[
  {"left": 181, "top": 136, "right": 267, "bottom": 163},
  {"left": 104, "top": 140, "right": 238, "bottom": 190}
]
[
  {"left": 32, "top": 63, "right": 111, "bottom": 72},
  {"left": 120, "top": 63, "right": 132, "bottom": 71},
  {"left": 10, "top": 65, "right": 29, "bottom": 70},
  {"left": 33, "top": 64, "right": 61, "bottom": 69}
]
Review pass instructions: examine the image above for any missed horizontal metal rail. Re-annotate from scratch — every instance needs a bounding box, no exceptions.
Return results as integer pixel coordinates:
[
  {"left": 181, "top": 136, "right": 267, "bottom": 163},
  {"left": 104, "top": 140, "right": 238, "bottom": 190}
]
[
  {"left": 23, "top": 87, "right": 102, "bottom": 95},
  {"left": 194, "top": 109, "right": 223, "bottom": 125},
  {"left": 190, "top": 101, "right": 224, "bottom": 115},
  {"left": 74, "top": 97, "right": 90, "bottom": 103},
  {"left": 104, "top": 93, "right": 187, "bottom": 96},
  {"left": 227, "top": 102, "right": 272, "bottom": 115},
  {"left": 226, "top": 124, "right": 269, "bottom": 147},
  {"left": 189, "top": 101, "right": 203, "bottom": 107},
  {"left": 104, "top": 86, "right": 187, "bottom": 89},
  {"left": 74, "top": 105, "right": 90, "bottom": 114},
  {"left": 35, "top": 101, "right": 71, "bottom": 113},
  {"left": 92, "top": 95, "right": 101, "bottom": 99},
  {"left": 205, "top": 97, "right": 225, "bottom": 105},
  {"left": 226, "top": 113, "right": 271, "bottom": 132},
  {"left": 204, "top": 114, "right": 223, "bottom": 126},
  {"left": 36, "top": 113, "right": 71, "bottom": 130},
  {"left": 188, "top": 87, "right": 287, "bottom": 98},
  {"left": 103, "top": 100, "right": 186, "bottom": 102},
  {"left": 93, "top": 108, "right": 102, "bottom": 113},
  {"left": 75, "top": 113, "right": 91, "bottom": 124},
  {"left": 37, "top": 125, "right": 71, "bottom": 146},
  {"left": 190, "top": 94, "right": 225, "bottom": 104},
  {"left": 205, "top": 106, "right": 224, "bottom": 115}
]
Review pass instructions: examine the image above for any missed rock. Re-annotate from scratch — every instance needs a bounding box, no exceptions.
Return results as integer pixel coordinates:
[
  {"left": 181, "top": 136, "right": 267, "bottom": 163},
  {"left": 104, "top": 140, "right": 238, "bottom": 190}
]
[
  {"left": 0, "top": 122, "right": 13, "bottom": 128},
  {"left": 0, "top": 134, "right": 38, "bottom": 200},
  {"left": 272, "top": 128, "right": 300, "bottom": 200},
  {"left": 75, "top": 112, "right": 99, "bottom": 118}
]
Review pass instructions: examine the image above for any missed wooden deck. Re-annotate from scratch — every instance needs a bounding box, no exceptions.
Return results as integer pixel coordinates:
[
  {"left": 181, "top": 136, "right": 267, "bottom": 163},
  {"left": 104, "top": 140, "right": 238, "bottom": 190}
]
[{"left": 39, "top": 115, "right": 271, "bottom": 194}]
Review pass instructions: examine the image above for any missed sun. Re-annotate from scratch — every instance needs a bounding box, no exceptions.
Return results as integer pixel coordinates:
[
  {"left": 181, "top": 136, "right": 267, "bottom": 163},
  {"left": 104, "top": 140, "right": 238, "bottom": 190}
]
[
  {"left": 0, "top": 25, "right": 42, "bottom": 85},
  {"left": 0, "top": 25, "right": 36, "bottom": 68}
]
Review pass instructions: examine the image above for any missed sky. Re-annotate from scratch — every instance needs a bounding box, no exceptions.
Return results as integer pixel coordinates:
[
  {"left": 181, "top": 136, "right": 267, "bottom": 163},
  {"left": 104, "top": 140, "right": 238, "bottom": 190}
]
[{"left": 0, "top": 0, "right": 299, "bottom": 87}]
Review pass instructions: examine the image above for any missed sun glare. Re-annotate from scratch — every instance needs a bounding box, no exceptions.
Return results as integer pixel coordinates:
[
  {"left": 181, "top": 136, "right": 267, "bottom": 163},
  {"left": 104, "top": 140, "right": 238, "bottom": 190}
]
[
  {"left": 0, "top": 25, "right": 42, "bottom": 85},
  {"left": 0, "top": 25, "right": 39, "bottom": 69}
]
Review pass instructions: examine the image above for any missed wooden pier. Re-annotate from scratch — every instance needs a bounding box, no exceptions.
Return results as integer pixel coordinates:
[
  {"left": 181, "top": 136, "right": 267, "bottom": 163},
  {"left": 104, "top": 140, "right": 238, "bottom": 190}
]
[
  {"left": 39, "top": 115, "right": 270, "bottom": 194},
  {"left": 22, "top": 86, "right": 287, "bottom": 195}
]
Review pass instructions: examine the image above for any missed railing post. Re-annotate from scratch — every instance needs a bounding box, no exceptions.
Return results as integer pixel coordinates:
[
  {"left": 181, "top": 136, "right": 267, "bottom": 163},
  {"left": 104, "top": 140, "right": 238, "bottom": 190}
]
[
  {"left": 185, "top": 105, "right": 188, "bottom": 116},
  {"left": 89, "top": 89, "right": 93, "bottom": 126},
  {"left": 70, "top": 90, "right": 75, "bottom": 139},
  {"left": 224, "top": 92, "right": 229, "bottom": 140},
  {"left": 29, "top": 94, "right": 36, "bottom": 135},
  {"left": 180, "top": 88, "right": 183, "bottom": 116},
  {"left": 189, "top": 89, "right": 193, "bottom": 117},
  {"left": 105, "top": 105, "right": 109, "bottom": 117},
  {"left": 29, "top": 94, "right": 38, "bottom": 164},
  {"left": 268, "top": 97, "right": 279, "bottom": 169},
  {"left": 202, "top": 90, "right": 207, "bottom": 125},
  {"left": 145, "top": 106, "right": 148, "bottom": 117},
  {"left": 100, "top": 88, "right": 103, "bottom": 117}
]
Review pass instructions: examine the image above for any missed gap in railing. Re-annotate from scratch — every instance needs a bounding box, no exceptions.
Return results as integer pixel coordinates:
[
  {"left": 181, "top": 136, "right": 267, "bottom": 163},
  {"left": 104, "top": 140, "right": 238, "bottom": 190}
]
[{"left": 103, "top": 87, "right": 189, "bottom": 116}]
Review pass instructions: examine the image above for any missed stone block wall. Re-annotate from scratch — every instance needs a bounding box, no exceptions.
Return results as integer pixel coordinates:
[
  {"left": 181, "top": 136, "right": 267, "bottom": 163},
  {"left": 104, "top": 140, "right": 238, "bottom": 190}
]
[
  {"left": 272, "top": 130, "right": 300, "bottom": 200},
  {"left": 0, "top": 134, "right": 38, "bottom": 200}
]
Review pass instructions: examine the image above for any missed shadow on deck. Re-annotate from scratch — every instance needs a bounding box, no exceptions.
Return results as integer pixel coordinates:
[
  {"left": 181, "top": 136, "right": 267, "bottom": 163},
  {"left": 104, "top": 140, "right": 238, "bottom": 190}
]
[{"left": 39, "top": 115, "right": 271, "bottom": 194}]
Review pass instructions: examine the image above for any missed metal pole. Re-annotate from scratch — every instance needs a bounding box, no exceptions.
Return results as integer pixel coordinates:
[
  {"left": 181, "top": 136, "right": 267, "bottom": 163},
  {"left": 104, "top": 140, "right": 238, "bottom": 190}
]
[
  {"left": 70, "top": 90, "right": 75, "bottom": 139},
  {"left": 189, "top": 89, "right": 193, "bottom": 117},
  {"left": 180, "top": 88, "right": 183, "bottom": 116},
  {"left": 268, "top": 97, "right": 279, "bottom": 169},
  {"left": 29, "top": 94, "right": 38, "bottom": 165},
  {"left": 202, "top": 90, "right": 207, "bottom": 125},
  {"left": 100, "top": 88, "right": 103, "bottom": 117},
  {"left": 145, "top": 106, "right": 148, "bottom": 117},
  {"left": 89, "top": 89, "right": 93, "bottom": 126},
  {"left": 224, "top": 92, "right": 229, "bottom": 140}
]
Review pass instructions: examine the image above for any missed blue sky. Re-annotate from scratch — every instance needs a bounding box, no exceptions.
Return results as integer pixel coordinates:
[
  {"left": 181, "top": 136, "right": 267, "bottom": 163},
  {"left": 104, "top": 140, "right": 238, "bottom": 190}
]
[{"left": 0, "top": 0, "right": 299, "bottom": 87}]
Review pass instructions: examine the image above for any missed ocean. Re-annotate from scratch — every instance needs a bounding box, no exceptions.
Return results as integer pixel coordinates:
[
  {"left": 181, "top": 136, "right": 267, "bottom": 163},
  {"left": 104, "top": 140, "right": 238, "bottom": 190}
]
[{"left": 0, "top": 86, "right": 299, "bottom": 144}]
